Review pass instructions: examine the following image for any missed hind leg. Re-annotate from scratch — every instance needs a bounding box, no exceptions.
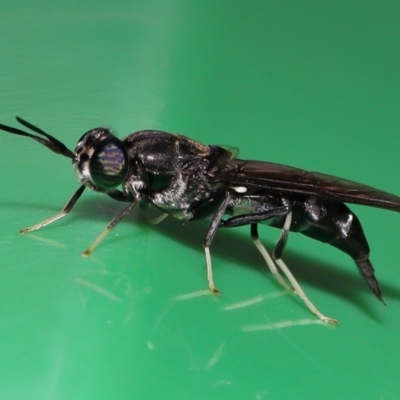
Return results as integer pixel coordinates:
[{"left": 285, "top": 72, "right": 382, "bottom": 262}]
[
  {"left": 250, "top": 223, "right": 292, "bottom": 291},
  {"left": 272, "top": 212, "right": 338, "bottom": 324},
  {"left": 223, "top": 208, "right": 338, "bottom": 323}
]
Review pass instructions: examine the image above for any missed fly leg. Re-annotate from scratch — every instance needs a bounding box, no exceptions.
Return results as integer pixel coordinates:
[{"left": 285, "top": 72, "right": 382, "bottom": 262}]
[
  {"left": 250, "top": 224, "right": 292, "bottom": 291},
  {"left": 20, "top": 186, "right": 134, "bottom": 234},
  {"left": 272, "top": 211, "right": 338, "bottom": 324},
  {"left": 20, "top": 185, "right": 86, "bottom": 233},
  {"left": 143, "top": 213, "right": 169, "bottom": 225},
  {"left": 220, "top": 206, "right": 292, "bottom": 290},
  {"left": 82, "top": 200, "right": 139, "bottom": 256},
  {"left": 109, "top": 190, "right": 169, "bottom": 225},
  {"left": 203, "top": 192, "right": 232, "bottom": 294}
]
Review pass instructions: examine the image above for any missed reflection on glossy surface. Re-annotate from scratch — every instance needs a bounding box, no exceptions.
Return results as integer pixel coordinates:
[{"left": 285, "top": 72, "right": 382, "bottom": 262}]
[{"left": 241, "top": 318, "right": 327, "bottom": 332}]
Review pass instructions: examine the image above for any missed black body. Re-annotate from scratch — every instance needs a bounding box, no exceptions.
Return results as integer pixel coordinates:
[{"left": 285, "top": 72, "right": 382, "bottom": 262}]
[
  {"left": 1, "top": 117, "right": 400, "bottom": 311},
  {"left": 109, "top": 129, "right": 399, "bottom": 301}
]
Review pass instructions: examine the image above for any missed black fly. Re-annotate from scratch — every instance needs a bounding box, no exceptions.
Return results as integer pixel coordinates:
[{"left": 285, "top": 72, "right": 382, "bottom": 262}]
[{"left": 2, "top": 117, "right": 400, "bottom": 324}]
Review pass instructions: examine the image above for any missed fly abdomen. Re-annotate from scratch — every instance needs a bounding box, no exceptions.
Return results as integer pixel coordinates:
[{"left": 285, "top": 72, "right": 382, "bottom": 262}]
[
  {"left": 289, "top": 200, "right": 370, "bottom": 261},
  {"left": 287, "top": 199, "right": 383, "bottom": 301}
]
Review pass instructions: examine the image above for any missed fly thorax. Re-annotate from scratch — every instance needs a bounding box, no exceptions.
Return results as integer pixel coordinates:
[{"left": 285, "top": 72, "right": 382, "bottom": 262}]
[
  {"left": 124, "top": 175, "right": 146, "bottom": 198},
  {"left": 151, "top": 173, "right": 189, "bottom": 209}
]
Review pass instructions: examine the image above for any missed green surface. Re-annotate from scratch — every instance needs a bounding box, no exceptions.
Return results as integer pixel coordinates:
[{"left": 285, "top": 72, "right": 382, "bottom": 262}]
[{"left": 1, "top": 1, "right": 400, "bottom": 399}]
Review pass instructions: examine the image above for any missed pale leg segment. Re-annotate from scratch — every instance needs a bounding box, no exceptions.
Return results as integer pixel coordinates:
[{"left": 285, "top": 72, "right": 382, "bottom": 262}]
[
  {"left": 202, "top": 192, "right": 232, "bottom": 295},
  {"left": 204, "top": 246, "right": 221, "bottom": 294},
  {"left": 20, "top": 211, "right": 70, "bottom": 233},
  {"left": 143, "top": 213, "right": 169, "bottom": 225},
  {"left": 20, "top": 185, "right": 86, "bottom": 234},
  {"left": 82, "top": 201, "right": 138, "bottom": 256},
  {"left": 251, "top": 223, "right": 293, "bottom": 291},
  {"left": 272, "top": 211, "right": 338, "bottom": 324},
  {"left": 274, "top": 258, "right": 337, "bottom": 324}
]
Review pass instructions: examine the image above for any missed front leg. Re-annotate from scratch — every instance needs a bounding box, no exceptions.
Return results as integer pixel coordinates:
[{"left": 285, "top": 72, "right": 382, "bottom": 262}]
[{"left": 20, "top": 185, "right": 86, "bottom": 233}]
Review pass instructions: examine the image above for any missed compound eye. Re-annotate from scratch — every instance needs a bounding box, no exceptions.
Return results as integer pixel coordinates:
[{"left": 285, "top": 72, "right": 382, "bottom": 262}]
[{"left": 90, "top": 140, "right": 128, "bottom": 188}]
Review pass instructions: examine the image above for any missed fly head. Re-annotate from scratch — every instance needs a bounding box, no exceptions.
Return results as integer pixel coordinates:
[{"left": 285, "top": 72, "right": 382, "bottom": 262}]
[{"left": 73, "top": 128, "right": 129, "bottom": 192}]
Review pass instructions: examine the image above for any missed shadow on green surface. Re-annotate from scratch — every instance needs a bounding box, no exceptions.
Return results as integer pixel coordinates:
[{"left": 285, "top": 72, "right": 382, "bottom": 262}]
[{"left": 4, "top": 195, "right": 399, "bottom": 322}]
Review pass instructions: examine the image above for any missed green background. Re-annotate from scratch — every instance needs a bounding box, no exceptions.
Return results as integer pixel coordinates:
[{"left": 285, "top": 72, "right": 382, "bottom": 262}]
[{"left": 1, "top": 1, "right": 400, "bottom": 399}]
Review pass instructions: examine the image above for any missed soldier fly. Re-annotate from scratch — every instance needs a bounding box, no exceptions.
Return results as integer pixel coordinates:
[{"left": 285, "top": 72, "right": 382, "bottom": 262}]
[{"left": 1, "top": 117, "right": 400, "bottom": 324}]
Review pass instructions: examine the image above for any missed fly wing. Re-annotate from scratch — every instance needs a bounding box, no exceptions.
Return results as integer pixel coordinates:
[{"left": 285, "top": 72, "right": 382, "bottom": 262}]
[{"left": 213, "top": 160, "right": 400, "bottom": 212}]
